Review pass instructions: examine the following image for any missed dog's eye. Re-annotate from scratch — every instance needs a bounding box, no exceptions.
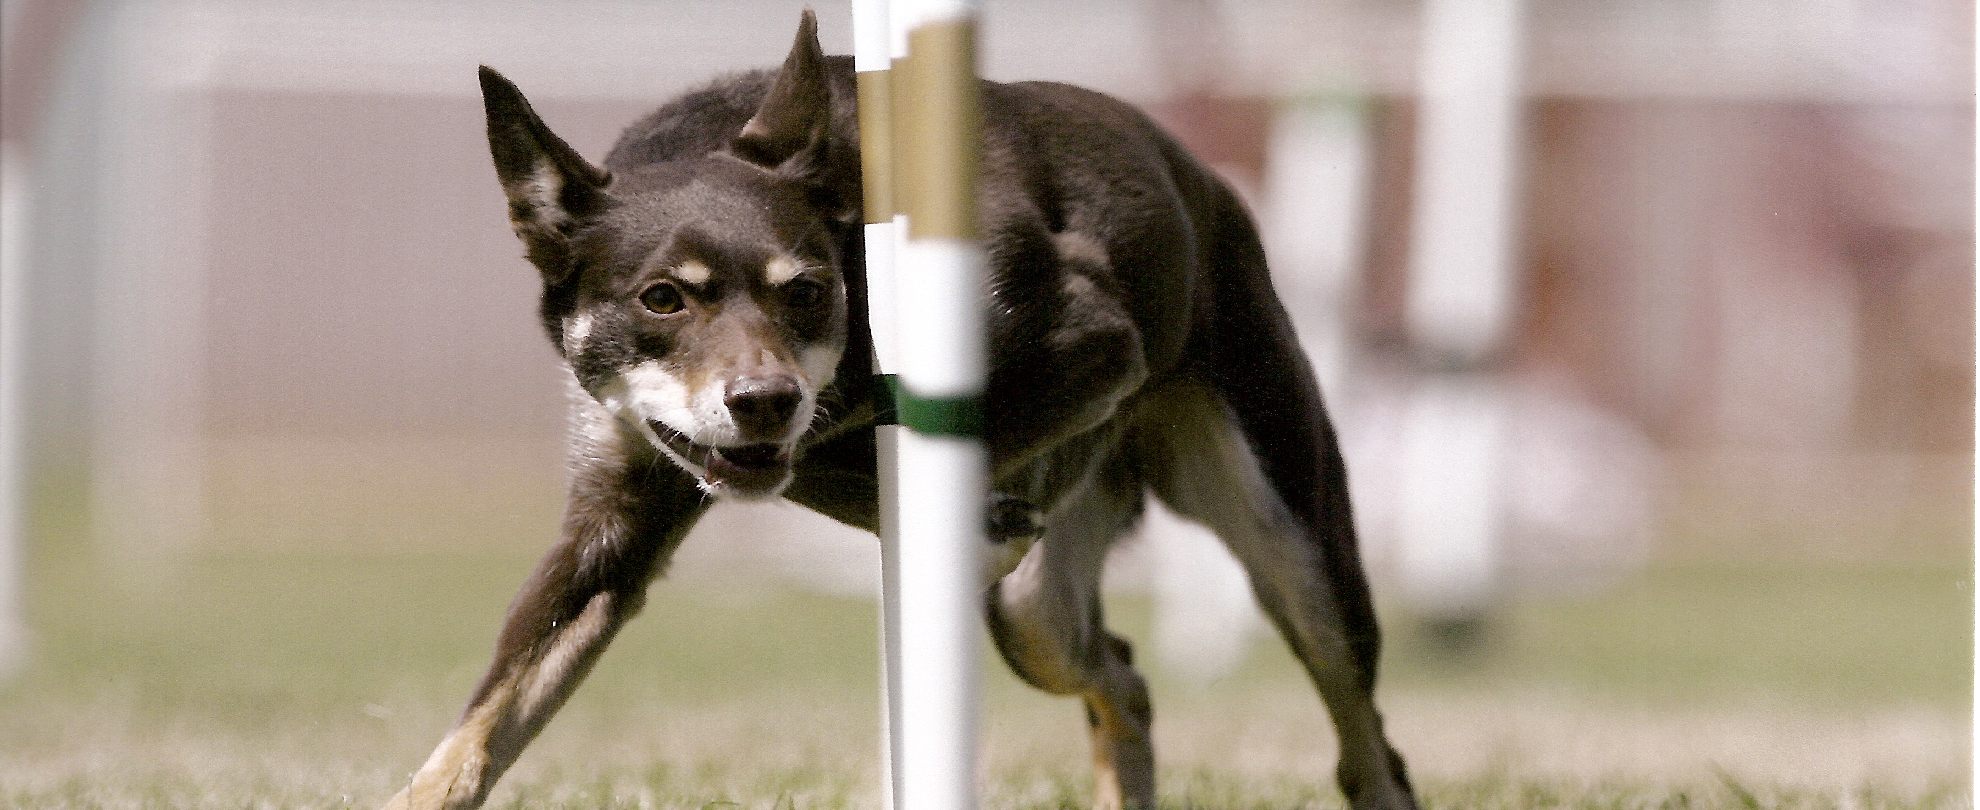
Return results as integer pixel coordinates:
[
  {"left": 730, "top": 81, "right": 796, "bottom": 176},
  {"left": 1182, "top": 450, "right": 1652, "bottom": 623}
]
[
  {"left": 785, "top": 278, "right": 828, "bottom": 308},
  {"left": 640, "top": 283, "right": 685, "bottom": 315}
]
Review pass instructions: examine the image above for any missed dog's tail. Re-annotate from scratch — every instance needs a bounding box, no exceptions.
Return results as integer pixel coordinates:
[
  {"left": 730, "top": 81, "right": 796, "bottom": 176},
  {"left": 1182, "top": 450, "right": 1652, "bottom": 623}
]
[{"left": 1197, "top": 187, "right": 1383, "bottom": 685}]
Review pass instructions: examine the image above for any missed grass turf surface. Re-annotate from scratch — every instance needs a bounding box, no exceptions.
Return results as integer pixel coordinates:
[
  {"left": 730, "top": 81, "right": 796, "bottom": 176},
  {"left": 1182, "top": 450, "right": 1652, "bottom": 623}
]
[{"left": 0, "top": 522, "right": 1969, "bottom": 807}]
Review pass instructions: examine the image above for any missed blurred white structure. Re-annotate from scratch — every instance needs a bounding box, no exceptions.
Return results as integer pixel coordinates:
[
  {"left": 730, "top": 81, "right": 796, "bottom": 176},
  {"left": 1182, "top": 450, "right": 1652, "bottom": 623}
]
[
  {"left": 1142, "top": 503, "right": 1258, "bottom": 683},
  {"left": 0, "top": 144, "right": 30, "bottom": 675},
  {"left": 1391, "top": 0, "right": 1525, "bottom": 627},
  {"left": 1405, "top": 0, "right": 1525, "bottom": 364}
]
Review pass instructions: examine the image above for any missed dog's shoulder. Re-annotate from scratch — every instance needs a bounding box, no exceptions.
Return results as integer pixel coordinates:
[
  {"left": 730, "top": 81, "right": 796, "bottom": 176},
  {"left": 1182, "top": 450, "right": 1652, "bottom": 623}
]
[
  {"left": 602, "top": 70, "right": 774, "bottom": 171},
  {"left": 604, "top": 56, "right": 859, "bottom": 173},
  {"left": 986, "top": 80, "right": 1148, "bottom": 130},
  {"left": 983, "top": 79, "right": 1182, "bottom": 163},
  {"left": 976, "top": 77, "right": 1210, "bottom": 230}
]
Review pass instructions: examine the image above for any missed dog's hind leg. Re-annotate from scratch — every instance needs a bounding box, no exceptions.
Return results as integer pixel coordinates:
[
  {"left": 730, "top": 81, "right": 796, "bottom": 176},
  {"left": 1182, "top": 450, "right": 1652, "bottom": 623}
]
[
  {"left": 384, "top": 453, "right": 710, "bottom": 810},
  {"left": 985, "top": 454, "right": 1154, "bottom": 810},
  {"left": 1138, "top": 383, "right": 1418, "bottom": 810}
]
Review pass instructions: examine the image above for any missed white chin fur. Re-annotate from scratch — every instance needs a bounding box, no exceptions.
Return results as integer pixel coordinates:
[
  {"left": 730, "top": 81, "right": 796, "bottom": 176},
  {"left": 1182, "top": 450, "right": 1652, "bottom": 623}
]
[
  {"left": 592, "top": 361, "right": 806, "bottom": 498},
  {"left": 596, "top": 360, "right": 739, "bottom": 446}
]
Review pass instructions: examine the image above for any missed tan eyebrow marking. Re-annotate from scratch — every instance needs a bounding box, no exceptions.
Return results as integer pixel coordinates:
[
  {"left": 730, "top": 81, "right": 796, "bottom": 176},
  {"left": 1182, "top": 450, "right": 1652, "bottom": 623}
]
[
  {"left": 764, "top": 254, "right": 805, "bottom": 286},
  {"left": 671, "top": 259, "right": 712, "bottom": 285}
]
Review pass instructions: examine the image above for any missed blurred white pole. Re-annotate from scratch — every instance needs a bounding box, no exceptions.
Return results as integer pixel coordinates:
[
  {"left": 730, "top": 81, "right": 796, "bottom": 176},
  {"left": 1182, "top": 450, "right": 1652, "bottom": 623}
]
[
  {"left": 892, "top": 1, "right": 985, "bottom": 807},
  {"left": 850, "top": 0, "right": 904, "bottom": 806},
  {"left": 1262, "top": 97, "right": 1372, "bottom": 397},
  {"left": 1398, "top": 0, "right": 1525, "bottom": 623},
  {"left": 0, "top": 144, "right": 30, "bottom": 676},
  {"left": 1406, "top": 0, "right": 1523, "bottom": 359},
  {"left": 1394, "top": 376, "right": 1507, "bottom": 619},
  {"left": 91, "top": 4, "right": 210, "bottom": 562}
]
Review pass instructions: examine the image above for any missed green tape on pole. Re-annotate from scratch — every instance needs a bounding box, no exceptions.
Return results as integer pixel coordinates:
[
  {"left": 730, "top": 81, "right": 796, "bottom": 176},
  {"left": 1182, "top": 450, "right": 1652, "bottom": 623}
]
[
  {"left": 874, "top": 374, "right": 983, "bottom": 437},
  {"left": 874, "top": 374, "right": 900, "bottom": 425},
  {"left": 901, "top": 392, "right": 985, "bottom": 437}
]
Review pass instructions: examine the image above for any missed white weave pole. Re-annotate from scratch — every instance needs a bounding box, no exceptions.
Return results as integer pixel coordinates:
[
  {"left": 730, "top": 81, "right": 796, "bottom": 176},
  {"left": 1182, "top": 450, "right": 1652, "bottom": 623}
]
[
  {"left": 850, "top": 1, "right": 905, "bottom": 805},
  {"left": 857, "top": 1, "right": 987, "bottom": 807}
]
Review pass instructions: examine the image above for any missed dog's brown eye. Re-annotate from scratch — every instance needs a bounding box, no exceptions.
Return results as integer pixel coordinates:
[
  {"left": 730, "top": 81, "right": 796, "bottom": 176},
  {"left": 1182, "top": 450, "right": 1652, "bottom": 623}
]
[
  {"left": 640, "top": 283, "right": 685, "bottom": 315},
  {"left": 786, "top": 278, "right": 828, "bottom": 308}
]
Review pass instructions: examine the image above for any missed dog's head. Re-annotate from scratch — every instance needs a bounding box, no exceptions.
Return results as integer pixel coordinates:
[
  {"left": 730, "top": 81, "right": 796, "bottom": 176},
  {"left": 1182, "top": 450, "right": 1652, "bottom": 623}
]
[{"left": 479, "top": 12, "right": 852, "bottom": 499}]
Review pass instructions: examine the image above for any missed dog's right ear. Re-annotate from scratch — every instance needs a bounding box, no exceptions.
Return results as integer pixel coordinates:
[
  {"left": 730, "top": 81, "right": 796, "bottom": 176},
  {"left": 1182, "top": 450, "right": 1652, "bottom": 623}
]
[{"left": 479, "top": 66, "right": 613, "bottom": 284}]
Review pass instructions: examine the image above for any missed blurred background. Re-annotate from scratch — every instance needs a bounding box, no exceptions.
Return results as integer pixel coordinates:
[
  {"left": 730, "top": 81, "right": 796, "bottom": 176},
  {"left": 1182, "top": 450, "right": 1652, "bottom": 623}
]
[{"left": 0, "top": 0, "right": 1970, "bottom": 806}]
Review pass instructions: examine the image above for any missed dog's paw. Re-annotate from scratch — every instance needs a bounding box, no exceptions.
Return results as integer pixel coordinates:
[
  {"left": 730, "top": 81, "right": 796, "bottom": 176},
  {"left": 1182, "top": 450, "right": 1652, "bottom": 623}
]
[
  {"left": 379, "top": 785, "right": 422, "bottom": 810},
  {"left": 381, "top": 770, "right": 483, "bottom": 810},
  {"left": 386, "top": 738, "right": 492, "bottom": 810}
]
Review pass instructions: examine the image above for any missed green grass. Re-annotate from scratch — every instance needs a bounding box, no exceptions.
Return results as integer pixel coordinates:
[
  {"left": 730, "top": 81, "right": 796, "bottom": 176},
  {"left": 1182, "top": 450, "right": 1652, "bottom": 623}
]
[
  {"left": 1401, "top": 563, "right": 1973, "bottom": 706},
  {"left": 0, "top": 527, "right": 1968, "bottom": 807}
]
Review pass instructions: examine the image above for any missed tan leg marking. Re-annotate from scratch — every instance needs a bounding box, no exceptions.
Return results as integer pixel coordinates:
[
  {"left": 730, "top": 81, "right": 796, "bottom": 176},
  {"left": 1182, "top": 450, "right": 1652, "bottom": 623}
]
[
  {"left": 385, "top": 594, "right": 615, "bottom": 810},
  {"left": 386, "top": 676, "right": 514, "bottom": 810},
  {"left": 516, "top": 594, "right": 613, "bottom": 716}
]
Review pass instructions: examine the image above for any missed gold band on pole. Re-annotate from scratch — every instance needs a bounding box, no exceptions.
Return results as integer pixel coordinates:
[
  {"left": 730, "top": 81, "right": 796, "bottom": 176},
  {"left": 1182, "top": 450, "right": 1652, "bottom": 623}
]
[
  {"left": 888, "top": 48, "right": 915, "bottom": 224},
  {"left": 898, "top": 19, "right": 979, "bottom": 240},
  {"left": 855, "top": 69, "right": 895, "bottom": 225}
]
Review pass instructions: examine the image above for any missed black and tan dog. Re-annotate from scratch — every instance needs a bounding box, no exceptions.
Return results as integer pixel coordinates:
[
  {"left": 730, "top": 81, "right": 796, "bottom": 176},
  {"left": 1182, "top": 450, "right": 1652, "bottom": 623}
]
[{"left": 386, "top": 11, "right": 1416, "bottom": 810}]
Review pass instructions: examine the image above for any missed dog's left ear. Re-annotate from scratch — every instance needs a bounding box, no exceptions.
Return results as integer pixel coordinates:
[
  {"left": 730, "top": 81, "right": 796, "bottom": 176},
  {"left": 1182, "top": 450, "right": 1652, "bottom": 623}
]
[
  {"left": 480, "top": 65, "right": 614, "bottom": 285},
  {"left": 733, "top": 9, "right": 833, "bottom": 178}
]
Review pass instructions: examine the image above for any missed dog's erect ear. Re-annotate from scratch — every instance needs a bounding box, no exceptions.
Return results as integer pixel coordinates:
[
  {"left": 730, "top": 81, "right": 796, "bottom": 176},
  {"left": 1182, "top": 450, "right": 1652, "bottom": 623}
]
[
  {"left": 733, "top": 9, "right": 832, "bottom": 174},
  {"left": 480, "top": 66, "right": 612, "bottom": 284}
]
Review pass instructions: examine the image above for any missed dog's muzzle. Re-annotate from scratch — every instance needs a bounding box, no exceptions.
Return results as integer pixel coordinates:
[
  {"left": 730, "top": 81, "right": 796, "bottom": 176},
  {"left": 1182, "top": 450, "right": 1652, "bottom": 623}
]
[{"left": 647, "top": 420, "right": 795, "bottom": 497}]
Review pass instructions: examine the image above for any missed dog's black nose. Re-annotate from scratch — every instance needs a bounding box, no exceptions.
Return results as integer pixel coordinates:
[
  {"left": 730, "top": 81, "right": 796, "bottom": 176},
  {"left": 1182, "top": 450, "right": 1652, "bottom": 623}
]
[{"left": 725, "top": 375, "right": 803, "bottom": 436}]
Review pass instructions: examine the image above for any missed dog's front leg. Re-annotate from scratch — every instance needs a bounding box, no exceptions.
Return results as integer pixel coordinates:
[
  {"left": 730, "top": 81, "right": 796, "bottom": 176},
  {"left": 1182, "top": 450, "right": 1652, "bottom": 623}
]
[{"left": 384, "top": 461, "right": 709, "bottom": 810}]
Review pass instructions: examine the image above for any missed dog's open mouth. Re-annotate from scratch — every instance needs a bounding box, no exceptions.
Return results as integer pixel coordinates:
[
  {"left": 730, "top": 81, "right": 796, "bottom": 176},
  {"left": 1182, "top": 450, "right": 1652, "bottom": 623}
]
[{"left": 648, "top": 421, "right": 793, "bottom": 496}]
